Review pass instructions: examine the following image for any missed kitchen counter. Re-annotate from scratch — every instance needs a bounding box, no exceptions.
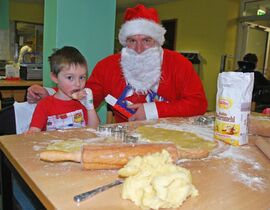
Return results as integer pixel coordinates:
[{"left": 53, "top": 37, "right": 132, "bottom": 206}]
[
  {"left": 0, "top": 118, "right": 269, "bottom": 210},
  {"left": 0, "top": 79, "right": 42, "bottom": 88},
  {"left": 0, "top": 79, "right": 42, "bottom": 109}
]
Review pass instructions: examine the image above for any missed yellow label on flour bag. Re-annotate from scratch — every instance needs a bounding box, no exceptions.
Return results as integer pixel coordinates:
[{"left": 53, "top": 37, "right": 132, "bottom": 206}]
[{"left": 214, "top": 72, "right": 254, "bottom": 145}]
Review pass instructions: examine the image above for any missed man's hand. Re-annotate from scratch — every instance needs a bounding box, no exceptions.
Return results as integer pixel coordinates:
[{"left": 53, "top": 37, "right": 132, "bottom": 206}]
[
  {"left": 128, "top": 103, "right": 146, "bottom": 121},
  {"left": 27, "top": 85, "right": 49, "bottom": 104},
  {"left": 78, "top": 88, "right": 94, "bottom": 110}
]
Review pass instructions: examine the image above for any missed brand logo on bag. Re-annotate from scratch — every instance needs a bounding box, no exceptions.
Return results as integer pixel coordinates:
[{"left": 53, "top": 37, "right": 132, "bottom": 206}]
[{"left": 218, "top": 98, "right": 232, "bottom": 109}]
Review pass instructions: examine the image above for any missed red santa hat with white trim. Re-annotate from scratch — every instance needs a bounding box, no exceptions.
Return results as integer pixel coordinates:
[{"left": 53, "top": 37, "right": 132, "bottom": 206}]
[{"left": 118, "top": 4, "right": 166, "bottom": 46}]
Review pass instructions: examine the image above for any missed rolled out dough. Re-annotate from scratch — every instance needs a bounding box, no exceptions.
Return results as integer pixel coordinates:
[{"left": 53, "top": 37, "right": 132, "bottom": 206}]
[
  {"left": 136, "top": 126, "right": 217, "bottom": 151},
  {"left": 46, "top": 140, "right": 87, "bottom": 152}
]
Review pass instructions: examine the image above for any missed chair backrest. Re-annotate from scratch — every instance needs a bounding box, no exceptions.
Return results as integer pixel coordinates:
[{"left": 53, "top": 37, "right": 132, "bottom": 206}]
[{"left": 0, "top": 105, "right": 16, "bottom": 135}]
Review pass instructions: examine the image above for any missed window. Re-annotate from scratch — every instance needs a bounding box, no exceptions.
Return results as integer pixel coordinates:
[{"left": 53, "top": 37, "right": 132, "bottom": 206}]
[{"left": 15, "top": 21, "right": 43, "bottom": 63}]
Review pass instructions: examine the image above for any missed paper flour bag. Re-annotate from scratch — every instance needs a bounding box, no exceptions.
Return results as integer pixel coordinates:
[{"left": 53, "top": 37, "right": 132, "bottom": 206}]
[{"left": 214, "top": 72, "right": 254, "bottom": 145}]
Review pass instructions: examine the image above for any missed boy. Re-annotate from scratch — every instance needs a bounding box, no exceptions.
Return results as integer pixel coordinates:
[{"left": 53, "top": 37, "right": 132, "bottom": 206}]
[{"left": 28, "top": 46, "right": 99, "bottom": 132}]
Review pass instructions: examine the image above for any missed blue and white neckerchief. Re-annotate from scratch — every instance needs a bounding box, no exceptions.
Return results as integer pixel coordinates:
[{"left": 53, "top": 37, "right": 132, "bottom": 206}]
[
  {"left": 116, "top": 85, "right": 167, "bottom": 107},
  {"left": 146, "top": 89, "right": 167, "bottom": 102}
]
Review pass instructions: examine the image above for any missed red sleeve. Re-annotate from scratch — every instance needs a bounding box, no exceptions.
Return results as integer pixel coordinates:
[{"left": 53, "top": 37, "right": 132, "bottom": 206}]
[
  {"left": 156, "top": 51, "right": 207, "bottom": 117},
  {"left": 85, "top": 61, "right": 106, "bottom": 109},
  {"left": 30, "top": 99, "right": 48, "bottom": 130},
  {"left": 85, "top": 54, "right": 123, "bottom": 109}
]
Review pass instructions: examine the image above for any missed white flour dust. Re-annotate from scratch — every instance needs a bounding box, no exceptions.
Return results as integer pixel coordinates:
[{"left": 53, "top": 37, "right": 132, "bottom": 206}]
[
  {"left": 217, "top": 146, "right": 266, "bottom": 191},
  {"left": 231, "top": 164, "right": 264, "bottom": 191},
  {"left": 32, "top": 145, "right": 44, "bottom": 151}
]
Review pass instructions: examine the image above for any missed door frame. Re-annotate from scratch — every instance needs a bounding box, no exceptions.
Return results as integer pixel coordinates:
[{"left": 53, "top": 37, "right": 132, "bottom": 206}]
[{"left": 236, "top": 0, "right": 270, "bottom": 74}]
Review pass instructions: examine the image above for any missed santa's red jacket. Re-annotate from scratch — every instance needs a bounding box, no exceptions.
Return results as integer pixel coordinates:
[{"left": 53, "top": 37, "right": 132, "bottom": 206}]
[{"left": 86, "top": 49, "right": 207, "bottom": 122}]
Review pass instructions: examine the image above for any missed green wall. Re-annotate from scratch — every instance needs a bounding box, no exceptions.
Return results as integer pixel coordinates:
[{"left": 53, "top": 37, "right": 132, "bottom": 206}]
[
  {"left": 116, "top": 0, "right": 240, "bottom": 111},
  {"left": 0, "top": 0, "right": 9, "bottom": 60},
  {"left": 43, "top": 0, "right": 116, "bottom": 123},
  {"left": 0, "top": 0, "right": 9, "bottom": 29}
]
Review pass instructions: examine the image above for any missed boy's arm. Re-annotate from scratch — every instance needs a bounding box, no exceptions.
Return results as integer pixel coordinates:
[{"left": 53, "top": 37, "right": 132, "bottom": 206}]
[
  {"left": 27, "top": 127, "right": 41, "bottom": 133},
  {"left": 87, "top": 109, "right": 100, "bottom": 129}
]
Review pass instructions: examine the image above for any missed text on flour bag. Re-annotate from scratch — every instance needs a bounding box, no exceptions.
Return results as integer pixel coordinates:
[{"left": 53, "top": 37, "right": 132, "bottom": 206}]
[{"left": 214, "top": 72, "right": 254, "bottom": 146}]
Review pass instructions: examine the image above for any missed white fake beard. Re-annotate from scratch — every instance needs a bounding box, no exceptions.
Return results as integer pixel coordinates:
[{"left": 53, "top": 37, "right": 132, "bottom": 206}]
[{"left": 120, "top": 46, "right": 163, "bottom": 93}]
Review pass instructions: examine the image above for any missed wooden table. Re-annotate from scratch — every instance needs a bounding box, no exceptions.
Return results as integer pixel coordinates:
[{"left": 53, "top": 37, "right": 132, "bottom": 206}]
[
  {"left": 0, "top": 119, "right": 270, "bottom": 210},
  {"left": 0, "top": 79, "right": 42, "bottom": 109}
]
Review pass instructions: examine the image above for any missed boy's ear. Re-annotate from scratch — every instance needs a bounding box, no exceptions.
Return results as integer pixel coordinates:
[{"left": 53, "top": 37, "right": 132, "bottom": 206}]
[{"left": 50, "top": 72, "right": 58, "bottom": 84}]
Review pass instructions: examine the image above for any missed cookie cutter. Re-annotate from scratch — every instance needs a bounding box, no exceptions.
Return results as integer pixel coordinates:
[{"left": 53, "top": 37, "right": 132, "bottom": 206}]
[
  {"left": 97, "top": 125, "right": 112, "bottom": 136},
  {"left": 98, "top": 124, "right": 130, "bottom": 141},
  {"left": 195, "top": 116, "right": 215, "bottom": 125},
  {"left": 124, "top": 135, "right": 139, "bottom": 143}
]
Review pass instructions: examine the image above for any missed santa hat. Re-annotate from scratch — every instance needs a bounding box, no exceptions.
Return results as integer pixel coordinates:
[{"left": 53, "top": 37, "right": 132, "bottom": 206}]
[{"left": 118, "top": 4, "right": 166, "bottom": 46}]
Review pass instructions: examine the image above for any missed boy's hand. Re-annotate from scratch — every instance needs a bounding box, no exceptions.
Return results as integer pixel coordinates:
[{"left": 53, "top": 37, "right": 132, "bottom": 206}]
[{"left": 78, "top": 88, "right": 94, "bottom": 110}]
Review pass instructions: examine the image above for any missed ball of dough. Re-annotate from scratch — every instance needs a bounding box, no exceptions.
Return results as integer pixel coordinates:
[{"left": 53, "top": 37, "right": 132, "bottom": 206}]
[{"left": 118, "top": 150, "right": 198, "bottom": 210}]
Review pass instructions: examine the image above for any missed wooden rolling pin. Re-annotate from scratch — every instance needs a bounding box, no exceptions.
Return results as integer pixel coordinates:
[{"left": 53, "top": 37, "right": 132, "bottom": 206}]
[{"left": 40, "top": 143, "right": 179, "bottom": 170}]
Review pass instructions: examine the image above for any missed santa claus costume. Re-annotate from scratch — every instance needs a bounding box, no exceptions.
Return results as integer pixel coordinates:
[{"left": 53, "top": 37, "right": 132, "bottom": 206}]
[{"left": 86, "top": 4, "right": 207, "bottom": 122}]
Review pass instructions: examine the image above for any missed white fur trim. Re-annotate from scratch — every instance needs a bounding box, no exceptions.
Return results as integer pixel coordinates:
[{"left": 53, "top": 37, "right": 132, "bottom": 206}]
[
  {"left": 121, "top": 47, "right": 162, "bottom": 93},
  {"left": 118, "top": 19, "right": 166, "bottom": 46},
  {"left": 143, "top": 102, "right": 158, "bottom": 120}
]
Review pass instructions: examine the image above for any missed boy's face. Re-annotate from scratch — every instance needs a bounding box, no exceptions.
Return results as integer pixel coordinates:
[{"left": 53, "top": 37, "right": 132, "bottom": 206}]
[{"left": 51, "top": 64, "right": 87, "bottom": 99}]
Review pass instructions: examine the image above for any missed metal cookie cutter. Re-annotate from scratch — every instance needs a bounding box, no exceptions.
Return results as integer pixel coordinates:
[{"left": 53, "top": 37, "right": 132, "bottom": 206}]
[
  {"left": 195, "top": 116, "right": 215, "bottom": 125},
  {"left": 111, "top": 125, "right": 128, "bottom": 141},
  {"left": 124, "top": 134, "right": 139, "bottom": 143},
  {"left": 97, "top": 125, "right": 112, "bottom": 136}
]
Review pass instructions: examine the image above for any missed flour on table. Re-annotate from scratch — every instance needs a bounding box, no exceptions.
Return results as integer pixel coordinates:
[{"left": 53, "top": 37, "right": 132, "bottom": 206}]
[
  {"left": 46, "top": 140, "right": 87, "bottom": 152},
  {"left": 217, "top": 146, "right": 266, "bottom": 191},
  {"left": 32, "top": 145, "right": 44, "bottom": 151}
]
